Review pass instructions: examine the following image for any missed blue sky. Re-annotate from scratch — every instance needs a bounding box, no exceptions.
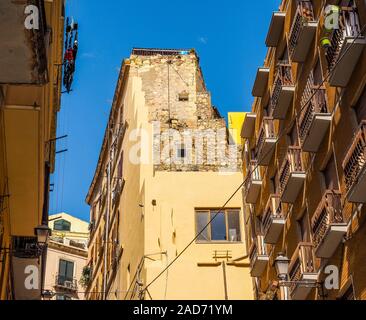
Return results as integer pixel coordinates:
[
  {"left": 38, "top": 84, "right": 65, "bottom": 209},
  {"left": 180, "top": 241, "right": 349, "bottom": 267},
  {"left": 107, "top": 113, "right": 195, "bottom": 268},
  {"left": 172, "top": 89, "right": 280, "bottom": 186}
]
[{"left": 50, "top": 0, "right": 280, "bottom": 221}]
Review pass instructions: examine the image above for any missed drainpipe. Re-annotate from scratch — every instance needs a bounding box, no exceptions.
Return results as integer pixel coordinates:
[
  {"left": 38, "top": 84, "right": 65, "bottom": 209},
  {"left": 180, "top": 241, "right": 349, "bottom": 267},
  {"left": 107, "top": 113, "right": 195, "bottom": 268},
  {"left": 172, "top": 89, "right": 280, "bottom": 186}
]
[{"left": 103, "top": 124, "right": 112, "bottom": 300}]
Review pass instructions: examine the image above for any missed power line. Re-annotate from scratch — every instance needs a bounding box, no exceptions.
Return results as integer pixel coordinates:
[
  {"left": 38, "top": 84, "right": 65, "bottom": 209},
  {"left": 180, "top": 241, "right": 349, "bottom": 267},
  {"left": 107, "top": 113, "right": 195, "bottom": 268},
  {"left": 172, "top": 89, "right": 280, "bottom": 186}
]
[{"left": 142, "top": 23, "right": 366, "bottom": 294}]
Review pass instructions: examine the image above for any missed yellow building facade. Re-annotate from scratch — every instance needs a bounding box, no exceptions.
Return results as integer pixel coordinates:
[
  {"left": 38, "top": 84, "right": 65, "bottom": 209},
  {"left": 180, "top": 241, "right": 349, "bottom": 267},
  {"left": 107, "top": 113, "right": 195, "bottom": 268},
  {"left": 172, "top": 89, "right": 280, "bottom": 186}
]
[
  {"left": 242, "top": 0, "right": 366, "bottom": 300},
  {"left": 0, "top": 0, "right": 65, "bottom": 300},
  {"left": 44, "top": 213, "right": 88, "bottom": 300},
  {"left": 85, "top": 49, "right": 253, "bottom": 300}
]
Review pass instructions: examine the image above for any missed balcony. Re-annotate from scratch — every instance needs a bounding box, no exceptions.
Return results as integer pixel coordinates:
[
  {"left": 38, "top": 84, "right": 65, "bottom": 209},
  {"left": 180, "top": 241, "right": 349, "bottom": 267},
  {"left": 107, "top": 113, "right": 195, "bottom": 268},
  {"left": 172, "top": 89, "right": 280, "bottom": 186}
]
[
  {"left": 279, "top": 147, "right": 306, "bottom": 203},
  {"left": 342, "top": 121, "right": 366, "bottom": 203},
  {"left": 263, "top": 195, "right": 286, "bottom": 244},
  {"left": 241, "top": 113, "right": 257, "bottom": 139},
  {"left": 244, "top": 161, "right": 262, "bottom": 204},
  {"left": 299, "top": 74, "right": 332, "bottom": 153},
  {"left": 0, "top": 0, "right": 48, "bottom": 84},
  {"left": 256, "top": 117, "right": 277, "bottom": 166},
  {"left": 55, "top": 275, "right": 78, "bottom": 292},
  {"left": 288, "top": 1, "right": 318, "bottom": 63},
  {"left": 249, "top": 235, "right": 269, "bottom": 277},
  {"left": 325, "top": 7, "right": 366, "bottom": 87},
  {"left": 252, "top": 67, "right": 270, "bottom": 97},
  {"left": 112, "top": 178, "right": 125, "bottom": 208},
  {"left": 266, "top": 12, "right": 286, "bottom": 47},
  {"left": 311, "top": 191, "right": 347, "bottom": 258},
  {"left": 289, "top": 243, "right": 318, "bottom": 300},
  {"left": 270, "top": 62, "right": 295, "bottom": 120}
]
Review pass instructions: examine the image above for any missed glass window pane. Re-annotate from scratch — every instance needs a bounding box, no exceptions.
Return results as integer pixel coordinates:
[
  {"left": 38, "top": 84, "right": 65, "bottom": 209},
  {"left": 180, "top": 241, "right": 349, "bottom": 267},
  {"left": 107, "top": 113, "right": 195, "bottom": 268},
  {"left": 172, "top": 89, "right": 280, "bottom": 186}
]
[
  {"left": 210, "top": 211, "right": 226, "bottom": 241},
  {"left": 54, "top": 219, "right": 71, "bottom": 231},
  {"left": 196, "top": 211, "right": 209, "bottom": 241},
  {"left": 227, "top": 210, "right": 241, "bottom": 242}
]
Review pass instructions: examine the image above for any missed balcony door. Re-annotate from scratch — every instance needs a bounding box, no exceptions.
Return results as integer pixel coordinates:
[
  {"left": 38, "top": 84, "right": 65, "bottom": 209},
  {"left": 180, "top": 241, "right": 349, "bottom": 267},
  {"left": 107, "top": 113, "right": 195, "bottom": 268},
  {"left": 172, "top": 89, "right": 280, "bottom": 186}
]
[
  {"left": 298, "top": 210, "right": 311, "bottom": 243},
  {"left": 354, "top": 86, "right": 366, "bottom": 126},
  {"left": 58, "top": 259, "right": 74, "bottom": 284},
  {"left": 322, "top": 153, "right": 339, "bottom": 191}
]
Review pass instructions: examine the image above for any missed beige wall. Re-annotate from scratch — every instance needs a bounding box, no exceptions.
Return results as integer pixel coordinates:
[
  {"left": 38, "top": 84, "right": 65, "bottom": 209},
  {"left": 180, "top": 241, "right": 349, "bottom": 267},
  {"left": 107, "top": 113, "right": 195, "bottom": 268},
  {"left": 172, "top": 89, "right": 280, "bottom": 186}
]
[
  {"left": 44, "top": 213, "right": 89, "bottom": 300},
  {"left": 44, "top": 245, "right": 87, "bottom": 300}
]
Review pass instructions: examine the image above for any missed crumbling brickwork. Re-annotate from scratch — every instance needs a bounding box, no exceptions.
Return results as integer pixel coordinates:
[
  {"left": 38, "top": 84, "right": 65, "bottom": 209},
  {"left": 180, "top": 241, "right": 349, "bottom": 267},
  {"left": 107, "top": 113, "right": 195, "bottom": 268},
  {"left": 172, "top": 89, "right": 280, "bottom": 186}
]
[{"left": 128, "top": 49, "right": 241, "bottom": 172}]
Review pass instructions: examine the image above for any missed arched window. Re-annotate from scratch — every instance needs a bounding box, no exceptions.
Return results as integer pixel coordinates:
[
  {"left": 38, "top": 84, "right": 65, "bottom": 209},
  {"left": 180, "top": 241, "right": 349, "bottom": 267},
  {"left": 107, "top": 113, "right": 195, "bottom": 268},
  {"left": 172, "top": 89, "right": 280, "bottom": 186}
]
[{"left": 54, "top": 219, "right": 71, "bottom": 232}]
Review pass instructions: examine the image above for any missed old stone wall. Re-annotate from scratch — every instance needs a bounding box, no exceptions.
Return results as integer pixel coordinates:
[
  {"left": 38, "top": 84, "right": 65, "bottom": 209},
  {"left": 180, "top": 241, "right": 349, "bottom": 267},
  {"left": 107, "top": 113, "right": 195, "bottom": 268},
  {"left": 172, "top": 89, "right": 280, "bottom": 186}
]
[{"left": 128, "top": 51, "right": 241, "bottom": 172}]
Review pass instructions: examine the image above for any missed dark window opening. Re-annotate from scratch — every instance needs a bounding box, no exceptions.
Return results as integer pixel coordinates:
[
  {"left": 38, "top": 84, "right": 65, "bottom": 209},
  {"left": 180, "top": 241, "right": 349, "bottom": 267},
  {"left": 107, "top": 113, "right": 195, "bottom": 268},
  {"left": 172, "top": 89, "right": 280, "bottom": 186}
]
[
  {"left": 58, "top": 259, "right": 74, "bottom": 284},
  {"left": 177, "top": 146, "right": 186, "bottom": 159},
  {"left": 323, "top": 153, "right": 339, "bottom": 190},
  {"left": 54, "top": 219, "right": 71, "bottom": 232},
  {"left": 298, "top": 210, "right": 310, "bottom": 242},
  {"left": 354, "top": 87, "right": 366, "bottom": 125},
  {"left": 178, "top": 91, "right": 189, "bottom": 102}
]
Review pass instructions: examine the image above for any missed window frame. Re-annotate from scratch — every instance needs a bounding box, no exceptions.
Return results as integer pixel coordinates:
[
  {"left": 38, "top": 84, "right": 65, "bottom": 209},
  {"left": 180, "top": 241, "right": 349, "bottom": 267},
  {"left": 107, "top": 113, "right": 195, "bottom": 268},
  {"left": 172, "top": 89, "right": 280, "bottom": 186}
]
[
  {"left": 195, "top": 208, "right": 242, "bottom": 244},
  {"left": 54, "top": 219, "right": 71, "bottom": 232}
]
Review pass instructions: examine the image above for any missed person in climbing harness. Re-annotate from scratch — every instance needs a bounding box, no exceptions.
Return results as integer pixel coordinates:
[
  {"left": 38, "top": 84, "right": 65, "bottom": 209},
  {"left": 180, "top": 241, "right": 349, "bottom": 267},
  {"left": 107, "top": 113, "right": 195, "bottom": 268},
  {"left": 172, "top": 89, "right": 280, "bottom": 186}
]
[{"left": 63, "top": 18, "right": 78, "bottom": 93}]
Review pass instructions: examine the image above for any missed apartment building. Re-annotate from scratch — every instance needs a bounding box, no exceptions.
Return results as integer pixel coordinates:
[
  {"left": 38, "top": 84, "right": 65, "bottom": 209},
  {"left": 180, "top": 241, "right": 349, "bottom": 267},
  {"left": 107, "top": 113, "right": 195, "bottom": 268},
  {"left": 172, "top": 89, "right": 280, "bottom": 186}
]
[
  {"left": 43, "top": 213, "right": 88, "bottom": 300},
  {"left": 0, "top": 0, "right": 65, "bottom": 299},
  {"left": 241, "top": 0, "right": 366, "bottom": 300},
  {"left": 84, "top": 48, "right": 253, "bottom": 300}
]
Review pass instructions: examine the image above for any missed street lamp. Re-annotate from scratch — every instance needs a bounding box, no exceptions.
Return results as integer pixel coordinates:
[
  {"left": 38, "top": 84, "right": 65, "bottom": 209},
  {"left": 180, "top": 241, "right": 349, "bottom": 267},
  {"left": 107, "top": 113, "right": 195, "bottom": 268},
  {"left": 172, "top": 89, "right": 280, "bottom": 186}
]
[
  {"left": 274, "top": 252, "right": 290, "bottom": 281},
  {"left": 274, "top": 252, "right": 291, "bottom": 300},
  {"left": 34, "top": 225, "right": 52, "bottom": 246}
]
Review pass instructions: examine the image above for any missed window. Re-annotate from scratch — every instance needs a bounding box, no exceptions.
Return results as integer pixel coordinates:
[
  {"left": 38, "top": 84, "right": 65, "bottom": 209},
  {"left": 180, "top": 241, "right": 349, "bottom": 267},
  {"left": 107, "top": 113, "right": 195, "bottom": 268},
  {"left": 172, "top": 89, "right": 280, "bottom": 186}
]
[
  {"left": 56, "top": 294, "right": 71, "bottom": 300},
  {"left": 354, "top": 87, "right": 366, "bottom": 125},
  {"left": 322, "top": 153, "right": 339, "bottom": 190},
  {"left": 270, "top": 171, "right": 279, "bottom": 194},
  {"left": 288, "top": 123, "right": 299, "bottom": 146},
  {"left": 177, "top": 145, "right": 186, "bottom": 159},
  {"left": 58, "top": 259, "right": 74, "bottom": 284},
  {"left": 54, "top": 219, "right": 71, "bottom": 232},
  {"left": 195, "top": 209, "right": 241, "bottom": 242},
  {"left": 297, "top": 210, "right": 310, "bottom": 242},
  {"left": 313, "top": 60, "right": 323, "bottom": 85},
  {"left": 178, "top": 91, "right": 189, "bottom": 102}
]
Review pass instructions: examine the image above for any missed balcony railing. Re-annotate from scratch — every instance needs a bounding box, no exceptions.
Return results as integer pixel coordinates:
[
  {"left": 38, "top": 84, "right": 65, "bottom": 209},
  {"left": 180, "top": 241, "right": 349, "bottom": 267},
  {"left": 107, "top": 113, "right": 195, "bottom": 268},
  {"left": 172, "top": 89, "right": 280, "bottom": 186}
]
[
  {"left": 325, "top": 6, "right": 366, "bottom": 87},
  {"left": 249, "top": 235, "right": 269, "bottom": 277},
  {"left": 288, "top": 0, "right": 317, "bottom": 62},
  {"left": 311, "top": 191, "right": 347, "bottom": 258},
  {"left": 112, "top": 178, "right": 124, "bottom": 208},
  {"left": 244, "top": 161, "right": 262, "bottom": 204},
  {"left": 279, "top": 147, "right": 306, "bottom": 203},
  {"left": 256, "top": 117, "right": 277, "bottom": 166},
  {"left": 55, "top": 275, "right": 78, "bottom": 292},
  {"left": 288, "top": 243, "right": 318, "bottom": 300},
  {"left": 270, "top": 62, "right": 295, "bottom": 119},
  {"left": 299, "top": 72, "right": 331, "bottom": 152},
  {"left": 342, "top": 121, "right": 366, "bottom": 203},
  {"left": 263, "top": 195, "right": 286, "bottom": 244}
]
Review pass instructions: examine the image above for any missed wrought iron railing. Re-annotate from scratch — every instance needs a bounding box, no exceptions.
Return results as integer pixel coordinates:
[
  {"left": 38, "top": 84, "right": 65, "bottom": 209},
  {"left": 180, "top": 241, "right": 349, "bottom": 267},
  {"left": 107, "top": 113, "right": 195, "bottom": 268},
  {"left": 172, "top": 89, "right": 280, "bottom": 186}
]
[
  {"left": 311, "top": 191, "right": 344, "bottom": 249},
  {"left": 55, "top": 275, "right": 78, "bottom": 291},
  {"left": 263, "top": 195, "right": 284, "bottom": 237},
  {"left": 325, "top": 6, "right": 362, "bottom": 70},
  {"left": 279, "top": 147, "right": 304, "bottom": 194},
  {"left": 256, "top": 117, "right": 276, "bottom": 160},
  {"left": 270, "top": 62, "right": 294, "bottom": 114},
  {"left": 342, "top": 121, "right": 366, "bottom": 193},
  {"left": 289, "top": 0, "right": 315, "bottom": 58},
  {"left": 288, "top": 243, "right": 316, "bottom": 293},
  {"left": 245, "top": 160, "right": 261, "bottom": 189},
  {"left": 249, "top": 235, "right": 267, "bottom": 268},
  {"left": 299, "top": 71, "right": 329, "bottom": 143}
]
